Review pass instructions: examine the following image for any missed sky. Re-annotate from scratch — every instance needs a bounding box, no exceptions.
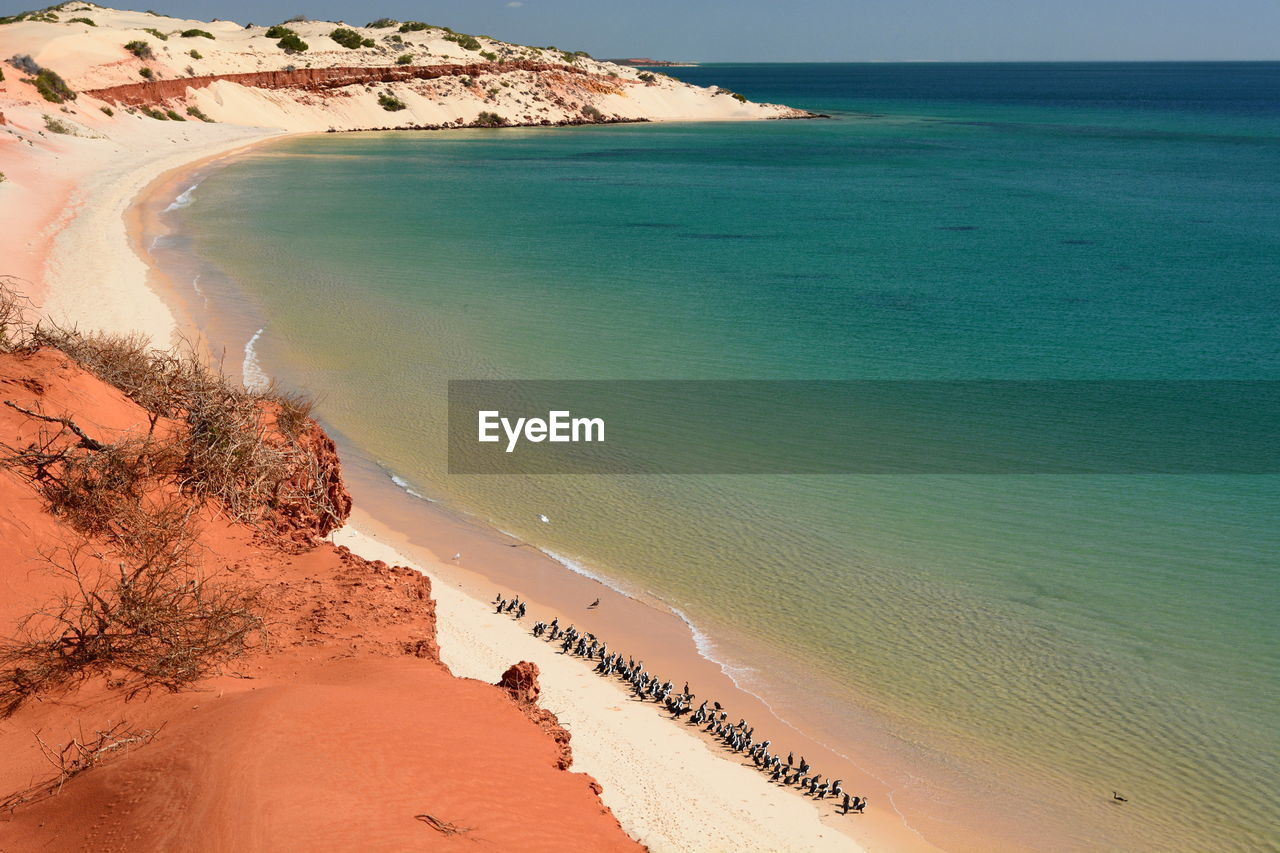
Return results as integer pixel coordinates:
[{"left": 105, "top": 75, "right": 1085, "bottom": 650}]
[{"left": 4, "top": 0, "right": 1278, "bottom": 61}]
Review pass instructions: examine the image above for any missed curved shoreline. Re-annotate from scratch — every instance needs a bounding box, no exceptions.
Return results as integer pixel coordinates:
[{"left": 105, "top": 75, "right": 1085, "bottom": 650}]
[{"left": 120, "top": 130, "right": 978, "bottom": 853}]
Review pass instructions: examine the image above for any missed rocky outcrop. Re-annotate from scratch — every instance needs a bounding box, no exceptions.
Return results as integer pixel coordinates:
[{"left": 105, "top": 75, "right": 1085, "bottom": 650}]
[
  {"left": 83, "top": 61, "right": 613, "bottom": 106},
  {"left": 498, "top": 661, "right": 574, "bottom": 770},
  {"left": 267, "top": 416, "right": 353, "bottom": 542},
  {"left": 498, "top": 660, "right": 543, "bottom": 704}
]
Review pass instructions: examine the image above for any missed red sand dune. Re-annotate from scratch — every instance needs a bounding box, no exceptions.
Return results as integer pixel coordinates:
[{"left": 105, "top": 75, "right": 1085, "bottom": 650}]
[{"left": 0, "top": 348, "right": 643, "bottom": 852}]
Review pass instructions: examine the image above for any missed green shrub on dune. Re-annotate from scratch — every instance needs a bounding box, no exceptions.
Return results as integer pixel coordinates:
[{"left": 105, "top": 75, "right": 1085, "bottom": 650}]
[
  {"left": 473, "top": 111, "right": 506, "bottom": 127},
  {"left": 181, "top": 28, "right": 214, "bottom": 39},
  {"left": 31, "top": 67, "right": 76, "bottom": 103},
  {"left": 330, "top": 27, "right": 374, "bottom": 49},
  {"left": 378, "top": 91, "right": 406, "bottom": 111},
  {"left": 142, "top": 27, "right": 167, "bottom": 41},
  {"left": 395, "top": 53, "right": 412, "bottom": 65},
  {"left": 445, "top": 32, "right": 482, "bottom": 51},
  {"left": 277, "top": 32, "right": 308, "bottom": 53},
  {"left": 124, "top": 39, "right": 153, "bottom": 59},
  {"left": 69, "top": 16, "right": 95, "bottom": 26},
  {"left": 398, "top": 21, "right": 429, "bottom": 33},
  {"left": 367, "top": 17, "right": 397, "bottom": 28}
]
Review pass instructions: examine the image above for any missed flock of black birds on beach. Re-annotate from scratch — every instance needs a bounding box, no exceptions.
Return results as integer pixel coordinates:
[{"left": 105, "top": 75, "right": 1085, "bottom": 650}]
[{"left": 493, "top": 594, "right": 869, "bottom": 817}]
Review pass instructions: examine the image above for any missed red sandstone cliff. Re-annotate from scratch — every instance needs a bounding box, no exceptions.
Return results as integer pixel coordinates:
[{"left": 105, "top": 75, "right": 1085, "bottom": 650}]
[
  {"left": 0, "top": 346, "right": 642, "bottom": 852},
  {"left": 83, "top": 61, "right": 601, "bottom": 106}
]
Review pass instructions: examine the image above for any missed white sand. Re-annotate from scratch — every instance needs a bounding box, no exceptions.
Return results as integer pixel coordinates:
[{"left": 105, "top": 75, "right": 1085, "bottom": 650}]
[
  {"left": 39, "top": 125, "right": 277, "bottom": 342},
  {"left": 333, "top": 516, "right": 867, "bottom": 853}
]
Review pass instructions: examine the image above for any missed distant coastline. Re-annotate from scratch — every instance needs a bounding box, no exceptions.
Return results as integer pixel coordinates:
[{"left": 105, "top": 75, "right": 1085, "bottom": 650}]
[{"left": 609, "top": 57, "right": 701, "bottom": 67}]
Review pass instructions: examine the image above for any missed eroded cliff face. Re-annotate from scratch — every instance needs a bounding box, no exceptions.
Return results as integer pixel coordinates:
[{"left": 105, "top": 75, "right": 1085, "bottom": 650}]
[
  {"left": 82, "top": 61, "right": 604, "bottom": 105},
  {"left": 0, "top": 347, "right": 641, "bottom": 853}
]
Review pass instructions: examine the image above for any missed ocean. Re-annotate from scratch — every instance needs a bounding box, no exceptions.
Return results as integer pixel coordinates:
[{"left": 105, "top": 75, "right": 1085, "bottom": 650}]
[{"left": 164, "top": 63, "right": 1279, "bottom": 851}]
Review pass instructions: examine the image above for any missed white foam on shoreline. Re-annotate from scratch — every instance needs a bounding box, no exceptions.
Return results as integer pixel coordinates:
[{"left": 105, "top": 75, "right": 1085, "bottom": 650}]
[
  {"left": 242, "top": 327, "right": 269, "bottom": 392},
  {"left": 389, "top": 472, "right": 431, "bottom": 501},
  {"left": 537, "top": 546, "right": 771, "bottom": 700},
  {"left": 191, "top": 273, "right": 208, "bottom": 306},
  {"left": 163, "top": 182, "right": 199, "bottom": 212},
  {"left": 539, "top": 546, "right": 639, "bottom": 601}
]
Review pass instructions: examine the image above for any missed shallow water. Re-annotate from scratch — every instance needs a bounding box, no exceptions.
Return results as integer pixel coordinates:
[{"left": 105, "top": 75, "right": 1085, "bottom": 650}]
[{"left": 173, "top": 63, "right": 1280, "bottom": 851}]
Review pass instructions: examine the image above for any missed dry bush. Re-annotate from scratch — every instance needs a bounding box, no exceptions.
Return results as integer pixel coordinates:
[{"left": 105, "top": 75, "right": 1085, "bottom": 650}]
[
  {"left": 0, "top": 276, "right": 34, "bottom": 352},
  {"left": 0, "top": 416, "right": 265, "bottom": 715},
  {"left": 0, "top": 285, "right": 348, "bottom": 715},
  {"left": 0, "top": 520, "right": 262, "bottom": 716},
  {"left": 0, "top": 720, "right": 164, "bottom": 814},
  {"left": 15, "top": 318, "right": 343, "bottom": 528}
]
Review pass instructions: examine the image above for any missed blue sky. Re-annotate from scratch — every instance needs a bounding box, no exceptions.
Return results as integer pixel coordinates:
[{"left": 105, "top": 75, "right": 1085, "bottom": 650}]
[{"left": 6, "top": 0, "right": 1278, "bottom": 61}]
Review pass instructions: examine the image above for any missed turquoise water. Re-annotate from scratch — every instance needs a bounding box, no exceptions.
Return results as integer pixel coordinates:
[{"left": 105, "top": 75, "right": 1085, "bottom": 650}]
[{"left": 176, "top": 64, "right": 1279, "bottom": 851}]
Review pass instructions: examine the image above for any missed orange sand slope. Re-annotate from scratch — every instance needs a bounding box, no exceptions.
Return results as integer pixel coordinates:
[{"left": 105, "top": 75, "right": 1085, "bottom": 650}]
[{"left": 0, "top": 347, "right": 642, "bottom": 852}]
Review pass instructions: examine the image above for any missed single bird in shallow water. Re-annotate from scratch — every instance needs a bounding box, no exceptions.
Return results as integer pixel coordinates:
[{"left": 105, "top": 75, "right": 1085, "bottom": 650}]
[{"left": 1112, "top": 791, "right": 1128, "bottom": 803}]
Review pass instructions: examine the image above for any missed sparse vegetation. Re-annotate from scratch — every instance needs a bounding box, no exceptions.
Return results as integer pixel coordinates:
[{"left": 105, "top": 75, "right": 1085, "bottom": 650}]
[
  {"left": 366, "top": 17, "right": 397, "bottom": 28},
  {"left": 472, "top": 110, "right": 505, "bottom": 127},
  {"left": 0, "top": 172, "right": 7, "bottom": 183},
  {"left": 180, "top": 28, "right": 214, "bottom": 39},
  {"left": 581, "top": 105, "right": 603, "bottom": 121},
  {"left": 31, "top": 67, "right": 76, "bottom": 104},
  {"left": 264, "top": 24, "right": 293, "bottom": 38},
  {"left": 139, "top": 105, "right": 167, "bottom": 119},
  {"left": 100, "top": 106, "right": 113, "bottom": 116},
  {"left": 378, "top": 91, "right": 405, "bottom": 111},
  {"left": 398, "top": 21, "right": 429, "bottom": 33},
  {"left": 138, "top": 67, "right": 153, "bottom": 79},
  {"left": 283, "top": 14, "right": 308, "bottom": 23},
  {"left": 638, "top": 72, "right": 655, "bottom": 83},
  {"left": 0, "top": 721, "right": 164, "bottom": 813},
  {"left": 733, "top": 92, "right": 747, "bottom": 102},
  {"left": 43, "top": 114, "right": 71, "bottom": 134},
  {"left": 186, "top": 105, "right": 214, "bottom": 122},
  {"left": 68, "top": 16, "right": 95, "bottom": 26},
  {"left": 189, "top": 48, "right": 202, "bottom": 59},
  {"left": 0, "top": 283, "right": 358, "bottom": 715},
  {"left": 164, "top": 108, "right": 183, "bottom": 121},
  {"left": 142, "top": 27, "right": 168, "bottom": 41},
  {"left": 9, "top": 54, "right": 40, "bottom": 75},
  {"left": 445, "top": 32, "right": 482, "bottom": 51},
  {"left": 330, "top": 27, "right": 374, "bottom": 49},
  {"left": 395, "top": 53, "right": 412, "bottom": 65},
  {"left": 276, "top": 32, "right": 308, "bottom": 53},
  {"left": 124, "top": 39, "right": 153, "bottom": 60},
  {"left": 479, "top": 50, "right": 496, "bottom": 62}
]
